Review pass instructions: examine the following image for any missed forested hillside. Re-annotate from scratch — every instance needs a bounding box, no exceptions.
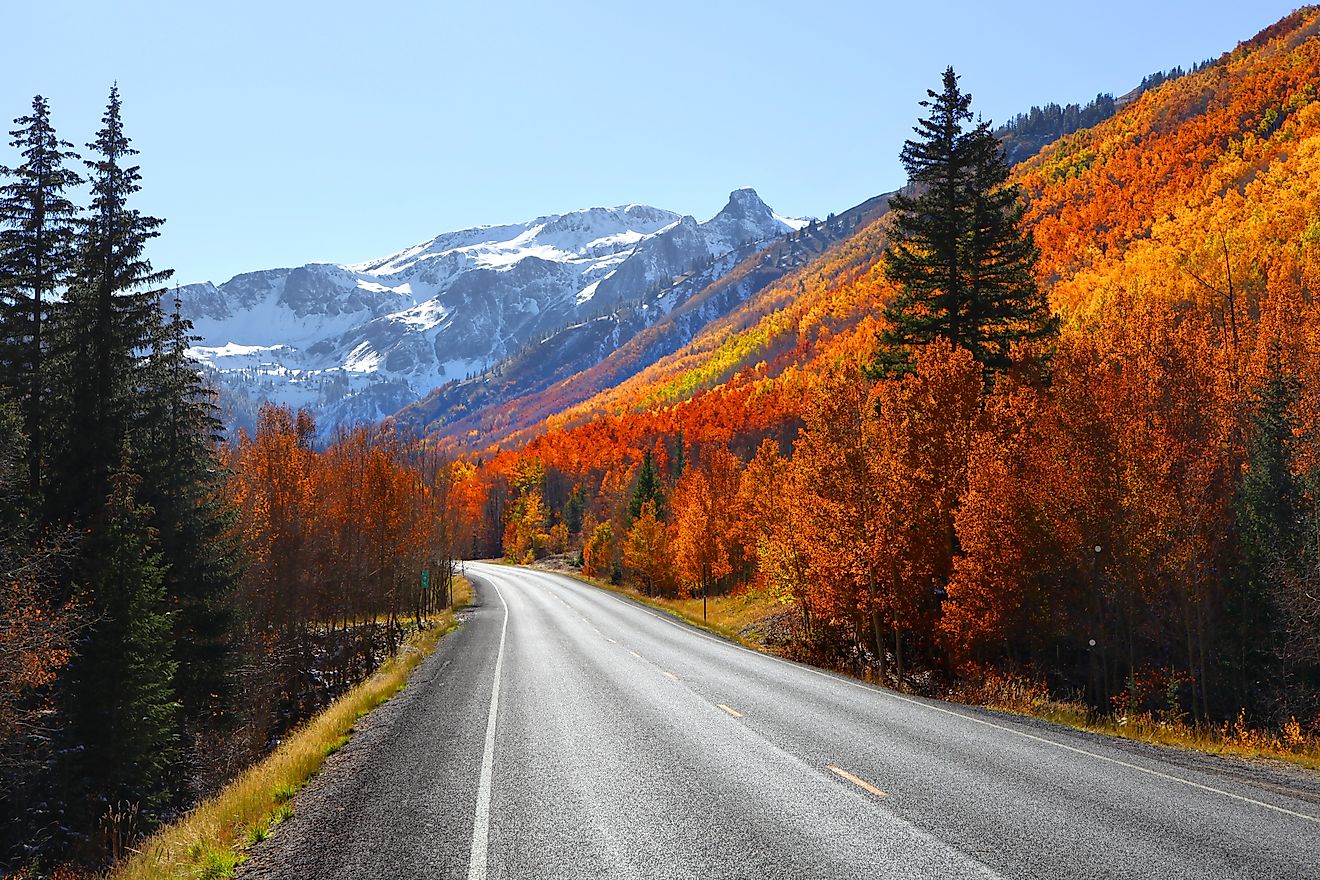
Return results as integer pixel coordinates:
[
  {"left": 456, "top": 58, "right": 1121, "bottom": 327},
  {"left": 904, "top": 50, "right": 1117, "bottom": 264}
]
[{"left": 452, "top": 8, "right": 1320, "bottom": 737}]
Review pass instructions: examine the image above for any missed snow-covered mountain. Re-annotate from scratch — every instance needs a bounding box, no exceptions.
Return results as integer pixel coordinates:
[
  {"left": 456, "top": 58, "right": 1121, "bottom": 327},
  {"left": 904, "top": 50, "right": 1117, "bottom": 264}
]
[{"left": 179, "top": 188, "right": 806, "bottom": 435}]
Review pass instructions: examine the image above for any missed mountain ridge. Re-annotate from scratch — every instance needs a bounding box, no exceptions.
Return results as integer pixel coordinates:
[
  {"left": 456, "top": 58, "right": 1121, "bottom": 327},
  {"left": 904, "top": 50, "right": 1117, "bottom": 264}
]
[{"left": 176, "top": 189, "right": 806, "bottom": 434}]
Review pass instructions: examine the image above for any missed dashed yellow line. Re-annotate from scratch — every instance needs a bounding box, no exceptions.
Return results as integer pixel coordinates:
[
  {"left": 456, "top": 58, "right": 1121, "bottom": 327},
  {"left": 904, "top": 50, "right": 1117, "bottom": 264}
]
[
  {"left": 628, "top": 650, "right": 641, "bottom": 659},
  {"left": 718, "top": 704, "right": 743, "bottom": 718},
  {"left": 662, "top": 671, "right": 680, "bottom": 681},
  {"left": 826, "top": 764, "right": 888, "bottom": 798}
]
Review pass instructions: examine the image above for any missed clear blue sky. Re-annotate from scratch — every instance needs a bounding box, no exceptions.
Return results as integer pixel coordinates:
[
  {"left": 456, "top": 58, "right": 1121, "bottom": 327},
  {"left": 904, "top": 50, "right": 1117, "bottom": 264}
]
[{"left": 5, "top": 1, "right": 1300, "bottom": 285}]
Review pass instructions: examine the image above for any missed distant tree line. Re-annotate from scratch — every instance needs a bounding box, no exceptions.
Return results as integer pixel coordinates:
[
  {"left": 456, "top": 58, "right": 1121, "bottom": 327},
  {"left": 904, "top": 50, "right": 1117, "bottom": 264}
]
[{"left": 996, "top": 58, "right": 1214, "bottom": 165}]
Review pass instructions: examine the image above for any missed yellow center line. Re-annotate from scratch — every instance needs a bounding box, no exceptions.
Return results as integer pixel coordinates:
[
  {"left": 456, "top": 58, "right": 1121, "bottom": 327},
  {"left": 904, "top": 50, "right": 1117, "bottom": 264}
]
[
  {"left": 606, "top": 637, "right": 617, "bottom": 644},
  {"left": 718, "top": 704, "right": 743, "bottom": 718},
  {"left": 662, "top": 671, "right": 680, "bottom": 681},
  {"left": 826, "top": 764, "right": 888, "bottom": 798},
  {"left": 628, "top": 650, "right": 642, "bottom": 659}
]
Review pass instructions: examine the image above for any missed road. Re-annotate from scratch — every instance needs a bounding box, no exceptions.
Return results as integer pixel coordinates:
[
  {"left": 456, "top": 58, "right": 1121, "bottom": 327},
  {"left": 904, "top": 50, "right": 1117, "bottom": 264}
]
[{"left": 239, "top": 562, "right": 1320, "bottom": 879}]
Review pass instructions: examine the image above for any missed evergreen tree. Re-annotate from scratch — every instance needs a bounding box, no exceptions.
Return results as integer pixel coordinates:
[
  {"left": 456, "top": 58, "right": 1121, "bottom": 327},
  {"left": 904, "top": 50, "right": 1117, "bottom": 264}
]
[
  {"left": 564, "top": 483, "right": 585, "bottom": 536},
  {"left": 68, "top": 462, "right": 179, "bottom": 820},
  {"left": 0, "top": 95, "right": 82, "bottom": 503},
  {"left": 670, "top": 429, "right": 687, "bottom": 480},
  {"left": 1232, "top": 344, "right": 1312, "bottom": 713},
  {"left": 628, "top": 448, "right": 664, "bottom": 522},
  {"left": 47, "top": 85, "right": 170, "bottom": 525},
  {"left": 137, "top": 295, "right": 239, "bottom": 744},
  {"left": 875, "top": 67, "right": 1056, "bottom": 377},
  {"left": 38, "top": 87, "right": 185, "bottom": 830}
]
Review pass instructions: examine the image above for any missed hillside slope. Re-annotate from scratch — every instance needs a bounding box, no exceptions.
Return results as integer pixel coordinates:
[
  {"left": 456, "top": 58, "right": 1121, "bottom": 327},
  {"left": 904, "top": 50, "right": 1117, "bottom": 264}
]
[
  {"left": 481, "top": 7, "right": 1320, "bottom": 461},
  {"left": 397, "top": 193, "right": 893, "bottom": 445}
]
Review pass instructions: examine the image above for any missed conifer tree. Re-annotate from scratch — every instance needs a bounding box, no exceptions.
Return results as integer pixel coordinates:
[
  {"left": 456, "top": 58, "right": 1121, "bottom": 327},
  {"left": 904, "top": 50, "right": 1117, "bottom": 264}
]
[
  {"left": 628, "top": 448, "right": 664, "bottom": 522},
  {"left": 138, "top": 295, "right": 239, "bottom": 738},
  {"left": 1232, "top": 344, "right": 1309, "bottom": 707},
  {"left": 47, "top": 85, "right": 170, "bottom": 525},
  {"left": 0, "top": 95, "right": 82, "bottom": 502},
  {"left": 670, "top": 429, "right": 687, "bottom": 480},
  {"left": 69, "top": 463, "right": 179, "bottom": 819},
  {"left": 40, "top": 87, "right": 186, "bottom": 827},
  {"left": 876, "top": 67, "right": 1056, "bottom": 377}
]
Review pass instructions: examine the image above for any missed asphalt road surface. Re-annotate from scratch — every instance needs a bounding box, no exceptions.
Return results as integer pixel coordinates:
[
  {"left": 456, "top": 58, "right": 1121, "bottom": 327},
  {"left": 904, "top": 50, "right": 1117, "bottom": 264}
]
[{"left": 239, "top": 562, "right": 1320, "bottom": 879}]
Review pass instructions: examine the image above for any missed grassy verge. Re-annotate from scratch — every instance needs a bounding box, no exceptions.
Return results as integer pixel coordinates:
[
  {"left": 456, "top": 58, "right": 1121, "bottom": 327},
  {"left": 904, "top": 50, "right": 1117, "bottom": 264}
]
[
  {"left": 963, "top": 672, "right": 1320, "bottom": 772},
  {"left": 110, "top": 575, "right": 472, "bottom": 880},
  {"left": 550, "top": 565, "right": 1320, "bottom": 774}
]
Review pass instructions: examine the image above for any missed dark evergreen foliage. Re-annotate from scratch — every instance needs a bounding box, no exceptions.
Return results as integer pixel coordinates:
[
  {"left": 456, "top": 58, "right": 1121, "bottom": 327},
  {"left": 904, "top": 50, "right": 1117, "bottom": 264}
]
[
  {"left": 0, "top": 87, "right": 242, "bottom": 861},
  {"left": 628, "top": 448, "right": 664, "bottom": 521},
  {"left": 47, "top": 85, "right": 171, "bottom": 525},
  {"left": 997, "top": 93, "right": 1116, "bottom": 165},
  {"left": 0, "top": 96, "right": 82, "bottom": 502},
  {"left": 137, "top": 295, "right": 240, "bottom": 752},
  {"left": 670, "top": 429, "right": 687, "bottom": 480},
  {"left": 564, "top": 483, "right": 585, "bottom": 535},
  {"left": 67, "top": 463, "right": 179, "bottom": 821},
  {"left": 875, "top": 67, "right": 1057, "bottom": 378},
  {"left": 1233, "top": 345, "right": 1320, "bottom": 719}
]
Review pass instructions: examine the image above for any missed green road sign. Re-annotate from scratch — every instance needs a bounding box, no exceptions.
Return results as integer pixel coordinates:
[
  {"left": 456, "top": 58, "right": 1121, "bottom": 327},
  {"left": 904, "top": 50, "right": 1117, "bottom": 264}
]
[{"left": 421, "top": 569, "right": 430, "bottom": 591}]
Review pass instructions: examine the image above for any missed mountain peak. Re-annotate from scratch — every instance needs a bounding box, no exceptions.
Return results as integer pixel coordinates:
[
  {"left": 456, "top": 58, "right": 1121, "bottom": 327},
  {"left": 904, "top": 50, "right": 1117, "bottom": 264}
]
[{"left": 717, "top": 187, "right": 773, "bottom": 222}]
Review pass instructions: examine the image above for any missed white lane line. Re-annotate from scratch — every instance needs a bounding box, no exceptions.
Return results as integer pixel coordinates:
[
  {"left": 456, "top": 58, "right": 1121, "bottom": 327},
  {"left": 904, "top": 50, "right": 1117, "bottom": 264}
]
[
  {"left": 827, "top": 763, "right": 888, "bottom": 797},
  {"left": 718, "top": 703, "right": 744, "bottom": 718},
  {"left": 466, "top": 576, "right": 510, "bottom": 880},
  {"left": 571, "top": 576, "right": 1320, "bottom": 826}
]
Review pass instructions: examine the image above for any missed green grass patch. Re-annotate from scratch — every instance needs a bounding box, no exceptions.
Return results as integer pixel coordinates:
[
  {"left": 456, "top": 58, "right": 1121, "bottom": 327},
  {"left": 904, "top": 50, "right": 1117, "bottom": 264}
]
[{"left": 109, "top": 577, "right": 471, "bottom": 880}]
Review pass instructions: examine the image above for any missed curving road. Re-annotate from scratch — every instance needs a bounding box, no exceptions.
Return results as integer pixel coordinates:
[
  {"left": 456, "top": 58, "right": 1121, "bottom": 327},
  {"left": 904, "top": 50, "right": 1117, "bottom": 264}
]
[{"left": 239, "top": 562, "right": 1320, "bottom": 880}]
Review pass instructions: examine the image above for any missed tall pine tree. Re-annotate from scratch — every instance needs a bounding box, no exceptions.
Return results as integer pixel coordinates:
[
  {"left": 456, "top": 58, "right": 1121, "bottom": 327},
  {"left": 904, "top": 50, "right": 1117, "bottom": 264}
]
[
  {"left": 138, "top": 294, "right": 239, "bottom": 750},
  {"left": 0, "top": 95, "right": 82, "bottom": 503},
  {"left": 1233, "top": 343, "right": 1318, "bottom": 716},
  {"left": 44, "top": 87, "right": 181, "bottom": 831},
  {"left": 628, "top": 448, "right": 664, "bottom": 522},
  {"left": 875, "top": 67, "right": 1056, "bottom": 377},
  {"left": 47, "top": 85, "right": 170, "bottom": 524}
]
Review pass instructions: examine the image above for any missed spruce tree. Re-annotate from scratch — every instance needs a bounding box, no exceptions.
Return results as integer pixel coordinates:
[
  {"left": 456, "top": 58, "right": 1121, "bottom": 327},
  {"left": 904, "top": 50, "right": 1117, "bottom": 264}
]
[
  {"left": 1232, "top": 343, "right": 1307, "bottom": 709},
  {"left": 875, "top": 67, "right": 1056, "bottom": 377},
  {"left": 137, "top": 295, "right": 239, "bottom": 743},
  {"left": 41, "top": 87, "right": 182, "bottom": 829},
  {"left": 628, "top": 448, "right": 664, "bottom": 522},
  {"left": 47, "top": 85, "right": 170, "bottom": 525},
  {"left": 670, "top": 429, "right": 687, "bottom": 480},
  {"left": 0, "top": 95, "right": 82, "bottom": 503},
  {"left": 69, "top": 462, "right": 179, "bottom": 820}
]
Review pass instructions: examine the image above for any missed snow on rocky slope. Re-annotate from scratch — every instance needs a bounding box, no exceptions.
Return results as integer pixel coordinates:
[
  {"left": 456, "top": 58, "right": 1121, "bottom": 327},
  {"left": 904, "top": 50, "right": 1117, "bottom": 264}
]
[{"left": 179, "top": 188, "right": 803, "bottom": 435}]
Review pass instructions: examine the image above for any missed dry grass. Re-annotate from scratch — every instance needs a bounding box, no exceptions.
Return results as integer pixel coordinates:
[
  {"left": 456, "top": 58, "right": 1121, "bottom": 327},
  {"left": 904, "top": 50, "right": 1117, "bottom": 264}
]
[
  {"left": 108, "top": 576, "right": 472, "bottom": 880},
  {"left": 959, "top": 670, "right": 1320, "bottom": 772}
]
